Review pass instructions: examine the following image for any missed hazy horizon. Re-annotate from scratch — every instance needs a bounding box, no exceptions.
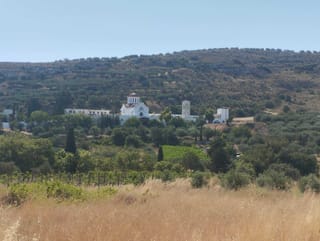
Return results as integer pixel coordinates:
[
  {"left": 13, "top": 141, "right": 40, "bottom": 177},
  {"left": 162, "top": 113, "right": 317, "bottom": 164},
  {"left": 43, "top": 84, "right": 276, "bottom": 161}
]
[
  {"left": 0, "top": 47, "right": 318, "bottom": 64},
  {"left": 1, "top": 0, "right": 320, "bottom": 62}
]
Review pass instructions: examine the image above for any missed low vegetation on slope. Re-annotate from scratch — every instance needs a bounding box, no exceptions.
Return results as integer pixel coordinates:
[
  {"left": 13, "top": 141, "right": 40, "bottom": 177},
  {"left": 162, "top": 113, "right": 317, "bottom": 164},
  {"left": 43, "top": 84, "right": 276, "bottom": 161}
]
[{"left": 1, "top": 48, "right": 320, "bottom": 116}]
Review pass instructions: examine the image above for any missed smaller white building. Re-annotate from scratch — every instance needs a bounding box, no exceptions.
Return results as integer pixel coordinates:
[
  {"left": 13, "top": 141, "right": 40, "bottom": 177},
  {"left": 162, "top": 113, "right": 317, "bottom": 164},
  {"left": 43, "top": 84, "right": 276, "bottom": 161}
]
[
  {"left": 181, "top": 100, "right": 191, "bottom": 119},
  {"left": 214, "top": 108, "right": 229, "bottom": 123},
  {"left": 1, "top": 122, "right": 10, "bottom": 131},
  {"left": 64, "top": 108, "right": 111, "bottom": 118},
  {"left": 2, "top": 109, "right": 13, "bottom": 117},
  {"left": 120, "top": 93, "right": 149, "bottom": 123}
]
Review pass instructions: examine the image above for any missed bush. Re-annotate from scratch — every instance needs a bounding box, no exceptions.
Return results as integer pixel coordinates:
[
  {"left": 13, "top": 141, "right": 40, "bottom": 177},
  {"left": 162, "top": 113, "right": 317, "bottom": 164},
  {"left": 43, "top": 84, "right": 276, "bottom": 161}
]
[
  {"left": 46, "top": 181, "right": 84, "bottom": 201},
  {"left": 191, "top": 172, "right": 208, "bottom": 188},
  {"left": 222, "top": 169, "right": 251, "bottom": 190},
  {"left": 256, "top": 169, "right": 291, "bottom": 190},
  {"left": 268, "top": 163, "right": 300, "bottom": 180},
  {"left": 0, "top": 162, "right": 19, "bottom": 174},
  {"left": 5, "top": 183, "right": 30, "bottom": 206},
  {"left": 298, "top": 174, "right": 320, "bottom": 193},
  {"left": 125, "top": 135, "right": 143, "bottom": 148},
  {"left": 153, "top": 170, "right": 177, "bottom": 182},
  {"left": 182, "top": 151, "right": 205, "bottom": 171},
  {"left": 125, "top": 171, "right": 146, "bottom": 185}
]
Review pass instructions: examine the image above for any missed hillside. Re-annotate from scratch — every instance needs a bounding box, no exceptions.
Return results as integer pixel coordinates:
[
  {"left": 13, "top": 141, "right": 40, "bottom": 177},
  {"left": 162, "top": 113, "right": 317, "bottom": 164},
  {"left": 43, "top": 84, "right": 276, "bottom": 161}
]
[{"left": 1, "top": 48, "right": 320, "bottom": 116}]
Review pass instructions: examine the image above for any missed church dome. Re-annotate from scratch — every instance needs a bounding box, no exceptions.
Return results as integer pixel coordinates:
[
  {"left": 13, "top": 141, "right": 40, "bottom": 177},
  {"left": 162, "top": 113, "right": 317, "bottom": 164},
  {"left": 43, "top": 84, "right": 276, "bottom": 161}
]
[{"left": 128, "top": 92, "right": 138, "bottom": 97}]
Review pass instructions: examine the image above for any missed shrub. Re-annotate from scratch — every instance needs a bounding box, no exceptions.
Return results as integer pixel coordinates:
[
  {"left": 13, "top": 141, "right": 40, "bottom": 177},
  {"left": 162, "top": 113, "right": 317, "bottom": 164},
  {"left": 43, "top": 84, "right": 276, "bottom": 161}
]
[
  {"left": 182, "top": 151, "right": 205, "bottom": 171},
  {"left": 256, "top": 169, "right": 291, "bottom": 190},
  {"left": 268, "top": 163, "right": 300, "bottom": 180},
  {"left": 46, "top": 181, "right": 84, "bottom": 201},
  {"left": 153, "top": 170, "right": 176, "bottom": 182},
  {"left": 221, "top": 161, "right": 254, "bottom": 190},
  {"left": 222, "top": 169, "right": 251, "bottom": 190},
  {"left": 298, "top": 174, "right": 320, "bottom": 193},
  {"left": 0, "top": 162, "right": 19, "bottom": 175},
  {"left": 126, "top": 171, "right": 146, "bottom": 185},
  {"left": 283, "top": 105, "right": 290, "bottom": 113},
  {"left": 125, "top": 135, "right": 143, "bottom": 148},
  {"left": 191, "top": 172, "right": 208, "bottom": 188},
  {"left": 5, "top": 183, "right": 30, "bottom": 206}
]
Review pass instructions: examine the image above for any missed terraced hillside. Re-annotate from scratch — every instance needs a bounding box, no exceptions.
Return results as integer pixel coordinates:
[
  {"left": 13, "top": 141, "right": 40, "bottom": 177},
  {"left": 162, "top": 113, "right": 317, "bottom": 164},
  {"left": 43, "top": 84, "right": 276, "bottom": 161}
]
[{"left": 1, "top": 48, "right": 320, "bottom": 116}]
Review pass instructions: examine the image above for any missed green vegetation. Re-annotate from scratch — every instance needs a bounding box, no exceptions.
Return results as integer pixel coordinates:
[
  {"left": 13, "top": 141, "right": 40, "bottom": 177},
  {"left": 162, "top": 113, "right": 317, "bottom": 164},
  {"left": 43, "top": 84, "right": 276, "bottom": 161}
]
[
  {"left": 162, "top": 145, "right": 209, "bottom": 162},
  {"left": 1, "top": 49, "right": 320, "bottom": 193},
  {"left": 4, "top": 181, "right": 118, "bottom": 206},
  {"left": 1, "top": 48, "right": 320, "bottom": 117},
  {"left": 191, "top": 172, "right": 209, "bottom": 188}
]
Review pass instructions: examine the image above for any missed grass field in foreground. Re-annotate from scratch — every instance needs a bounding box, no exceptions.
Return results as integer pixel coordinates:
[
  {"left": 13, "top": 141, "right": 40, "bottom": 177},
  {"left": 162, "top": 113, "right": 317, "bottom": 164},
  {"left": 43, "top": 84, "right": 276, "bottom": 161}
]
[{"left": 0, "top": 179, "right": 320, "bottom": 241}]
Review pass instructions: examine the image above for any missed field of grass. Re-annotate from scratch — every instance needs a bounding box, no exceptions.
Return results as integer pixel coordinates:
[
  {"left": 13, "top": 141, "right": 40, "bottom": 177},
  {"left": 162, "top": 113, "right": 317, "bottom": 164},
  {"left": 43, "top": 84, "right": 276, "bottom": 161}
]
[
  {"left": 162, "top": 145, "right": 209, "bottom": 161},
  {"left": 1, "top": 180, "right": 320, "bottom": 241}
]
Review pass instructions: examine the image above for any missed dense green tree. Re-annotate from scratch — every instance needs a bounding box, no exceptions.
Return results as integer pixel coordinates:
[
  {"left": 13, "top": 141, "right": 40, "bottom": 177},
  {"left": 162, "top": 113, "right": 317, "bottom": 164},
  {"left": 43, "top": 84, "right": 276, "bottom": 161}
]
[
  {"left": 208, "top": 137, "right": 231, "bottom": 173},
  {"left": 125, "top": 135, "right": 143, "bottom": 148},
  {"left": 168, "top": 117, "right": 186, "bottom": 128},
  {"left": 53, "top": 90, "right": 73, "bottom": 115},
  {"left": 163, "top": 127, "right": 179, "bottom": 145},
  {"left": 196, "top": 117, "right": 206, "bottom": 142},
  {"left": 157, "top": 146, "right": 164, "bottom": 161},
  {"left": 191, "top": 172, "right": 208, "bottom": 188},
  {"left": 151, "top": 127, "right": 164, "bottom": 146},
  {"left": 26, "top": 97, "right": 42, "bottom": 116},
  {"left": 203, "top": 128, "right": 215, "bottom": 141},
  {"left": 279, "top": 151, "right": 318, "bottom": 176},
  {"left": 0, "top": 133, "right": 55, "bottom": 172},
  {"left": 134, "top": 126, "right": 150, "bottom": 142},
  {"left": 0, "top": 162, "right": 19, "bottom": 174},
  {"left": 205, "top": 109, "right": 214, "bottom": 123},
  {"left": 124, "top": 117, "right": 141, "bottom": 128},
  {"left": 182, "top": 151, "right": 204, "bottom": 171},
  {"left": 242, "top": 144, "right": 276, "bottom": 174},
  {"left": 98, "top": 115, "right": 120, "bottom": 129},
  {"left": 115, "top": 150, "right": 154, "bottom": 171},
  {"left": 64, "top": 114, "right": 92, "bottom": 131},
  {"left": 283, "top": 105, "right": 290, "bottom": 113},
  {"left": 30, "top": 110, "right": 49, "bottom": 123},
  {"left": 160, "top": 107, "right": 172, "bottom": 123},
  {"left": 65, "top": 128, "right": 77, "bottom": 154},
  {"left": 189, "top": 126, "right": 199, "bottom": 142},
  {"left": 256, "top": 168, "right": 291, "bottom": 190},
  {"left": 111, "top": 128, "right": 127, "bottom": 146}
]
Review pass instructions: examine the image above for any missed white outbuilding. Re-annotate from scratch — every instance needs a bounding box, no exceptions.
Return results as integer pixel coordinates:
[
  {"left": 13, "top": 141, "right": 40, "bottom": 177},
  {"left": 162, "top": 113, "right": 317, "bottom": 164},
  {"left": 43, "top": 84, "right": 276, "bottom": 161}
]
[{"left": 214, "top": 108, "right": 229, "bottom": 123}]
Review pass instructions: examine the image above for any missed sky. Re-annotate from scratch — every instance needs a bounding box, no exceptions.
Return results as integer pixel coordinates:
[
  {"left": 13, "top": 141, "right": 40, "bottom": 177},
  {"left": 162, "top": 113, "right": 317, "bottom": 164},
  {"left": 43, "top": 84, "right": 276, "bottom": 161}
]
[{"left": 1, "top": 0, "right": 320, "bottom": 62}]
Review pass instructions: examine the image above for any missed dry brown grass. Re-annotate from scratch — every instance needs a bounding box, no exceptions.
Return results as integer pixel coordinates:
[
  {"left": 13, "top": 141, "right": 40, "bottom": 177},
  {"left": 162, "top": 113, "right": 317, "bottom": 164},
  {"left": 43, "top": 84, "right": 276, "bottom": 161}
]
[{"left": 1, "top": 180, "right": 320, "bottom": 241}]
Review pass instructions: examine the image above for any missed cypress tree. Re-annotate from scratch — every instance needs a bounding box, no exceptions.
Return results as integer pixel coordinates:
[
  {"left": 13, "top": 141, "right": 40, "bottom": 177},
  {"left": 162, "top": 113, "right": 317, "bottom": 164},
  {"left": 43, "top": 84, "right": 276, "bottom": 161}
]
[
  {"left": 65, "top": 127, "right": 77, "bottom": 154},
  {"left": 157, "top": 146, "right": 164, "bottom": 161}
]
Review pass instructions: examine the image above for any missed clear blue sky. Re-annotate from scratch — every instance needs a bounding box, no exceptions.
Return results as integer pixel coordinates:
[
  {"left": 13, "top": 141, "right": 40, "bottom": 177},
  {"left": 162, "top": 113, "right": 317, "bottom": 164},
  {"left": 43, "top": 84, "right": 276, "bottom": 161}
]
[{"left": 1, "top": 0, "right": 319, "bottom": 62}]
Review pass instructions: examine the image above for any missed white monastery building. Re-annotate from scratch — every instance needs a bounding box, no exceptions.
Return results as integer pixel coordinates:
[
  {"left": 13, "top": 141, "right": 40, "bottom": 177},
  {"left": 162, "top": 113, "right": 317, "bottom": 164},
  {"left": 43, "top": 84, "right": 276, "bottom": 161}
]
[
  {"left": 64, "top": 108, "right": 111, "bottom": 118},
  {"left": 120, "top": 93, "right": 149, "bottom": 123},
  {"left": 64, "top": 92, "right": 229, "bottom": 124}
]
